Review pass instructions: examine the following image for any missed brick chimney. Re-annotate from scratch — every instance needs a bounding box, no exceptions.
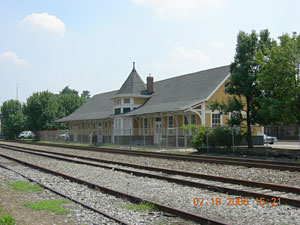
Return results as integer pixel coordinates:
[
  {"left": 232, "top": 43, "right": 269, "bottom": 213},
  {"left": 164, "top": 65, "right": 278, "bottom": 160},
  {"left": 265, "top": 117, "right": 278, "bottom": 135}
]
[{"left": 147, "top": 74, "right": 153, "bottom": 94}]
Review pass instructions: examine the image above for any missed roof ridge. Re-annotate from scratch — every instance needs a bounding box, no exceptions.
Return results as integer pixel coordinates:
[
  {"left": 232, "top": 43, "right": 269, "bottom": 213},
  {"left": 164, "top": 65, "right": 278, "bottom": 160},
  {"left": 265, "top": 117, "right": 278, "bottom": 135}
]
[{"left": 153, "top": 65, "right": 230, "bottom": 84}]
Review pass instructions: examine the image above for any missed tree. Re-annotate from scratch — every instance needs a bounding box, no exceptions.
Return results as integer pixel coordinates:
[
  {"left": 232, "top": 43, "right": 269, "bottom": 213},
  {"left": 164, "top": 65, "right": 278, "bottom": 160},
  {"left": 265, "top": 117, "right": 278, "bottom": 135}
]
[
  {"left": 257, "top": 32, "right": 300, "bottom": 141},
  {"left": 59, "top": 86, "right": 79, "bottom": 96},
  {"left": 210, "top": 30, "right": 272, "bottom": 148},
  {"left": 81, "top": 90, "right": 90, "bottom": 99},
  {"left": 1, "top": 100, "right": 25, "bottom": 139},
  {"left": 24, "top": 91, "right": 59, "bottom": 132}
]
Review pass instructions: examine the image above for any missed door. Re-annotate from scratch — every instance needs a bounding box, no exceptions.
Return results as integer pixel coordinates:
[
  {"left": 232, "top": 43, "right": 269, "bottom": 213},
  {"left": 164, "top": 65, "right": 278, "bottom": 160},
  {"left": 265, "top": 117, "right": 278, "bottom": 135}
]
[{"left": 154, "top": 121, "right": 162, "bottom": 144}]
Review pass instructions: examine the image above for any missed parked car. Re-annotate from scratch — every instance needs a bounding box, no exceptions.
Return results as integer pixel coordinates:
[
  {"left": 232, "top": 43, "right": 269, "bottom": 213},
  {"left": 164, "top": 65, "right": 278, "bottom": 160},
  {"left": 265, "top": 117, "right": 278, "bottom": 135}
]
[
  {"left": 58, "top": 131, "right": 69, "bottom": 140},
  {"left": 18, "top": 131, "right": 35, "bottom": 139},
  {"left": 263, "top": 134, "right": 278, "bottom": 144},
  {"left": 0, "top": 133, "right": 4, "bottom": 139}
]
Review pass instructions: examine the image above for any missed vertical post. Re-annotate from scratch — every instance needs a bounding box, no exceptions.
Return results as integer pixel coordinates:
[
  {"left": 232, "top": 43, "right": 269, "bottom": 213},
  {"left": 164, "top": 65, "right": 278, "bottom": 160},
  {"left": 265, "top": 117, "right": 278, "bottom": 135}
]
[
  {"left": 232, "top": 126, "right": 235, "bottom": 156},
  {"left": 166, "top": 127, "right": 169, "bottom": 149},
  {"left": 143, "top": 128, "right": 146, "bottom": 147},
  {"left": 158, "top": 125, "right": 161, "bottom": 149},
  {"left": 184, "top": 130, "right": 187, "bottom": 150},
  {"left": 176, "top": 127, "right": 178, "bottom": 149},
  {"left": 298, "top": 126, "right": 300, "bottom": 147},
  {"left": 206, "top": 127, "right": 209, "bottom": 153},
  {"left": 129, "top": 126, "right": 132, "bottom": 150}
]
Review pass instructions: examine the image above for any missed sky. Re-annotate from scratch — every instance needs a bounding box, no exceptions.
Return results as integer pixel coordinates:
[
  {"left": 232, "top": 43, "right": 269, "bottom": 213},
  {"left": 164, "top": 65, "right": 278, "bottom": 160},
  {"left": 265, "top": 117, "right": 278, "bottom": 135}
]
[{"left": 1, "top": 0, "right": 300, "bottom": 106}]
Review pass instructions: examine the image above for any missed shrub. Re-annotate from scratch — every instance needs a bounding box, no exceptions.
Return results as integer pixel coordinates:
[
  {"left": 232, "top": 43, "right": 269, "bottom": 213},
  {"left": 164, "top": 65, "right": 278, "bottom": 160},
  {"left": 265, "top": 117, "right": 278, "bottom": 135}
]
[{"left": 208, "top": 127, "right": 244, "bottom": 148}]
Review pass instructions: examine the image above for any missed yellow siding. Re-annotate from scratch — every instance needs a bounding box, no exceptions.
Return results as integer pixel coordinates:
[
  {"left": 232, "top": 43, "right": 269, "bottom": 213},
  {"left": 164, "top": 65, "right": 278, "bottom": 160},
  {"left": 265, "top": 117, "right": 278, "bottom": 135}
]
[
  {"left": 205, "top": 114, "right": 211, "bottom": 127},
  {"left": 251, "top": 126, "right": 263, "bottom": 135},
  {"left": 196, "top": 116, "right": 201, "bottom": 125},
  {"left": 222, "top": 114, "right": 229, "bottom": 126},
  {"left": 134, "top": 98, "right": 147, "bottom": 105},
  {"left": 206, "top": 78, "right": 229, "bottom": 105},
  {"left": 178, "top": 115, "right": 183, "bottom": 127}
]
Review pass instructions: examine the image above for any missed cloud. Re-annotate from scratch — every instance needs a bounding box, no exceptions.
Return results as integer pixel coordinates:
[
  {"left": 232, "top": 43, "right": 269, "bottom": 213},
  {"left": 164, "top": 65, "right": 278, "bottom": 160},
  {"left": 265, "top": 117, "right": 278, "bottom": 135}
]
[
  {"left": 0, "top": 51, "right": 30, "bottom": 67},
  {"left": 210, "top": 40, "right": 227, "bottom": 48},
  {"left": 132, "top": 0, "right": 224, "bottom": 19},
  {"left": 21, "top": 12, "right": 66, "bottom": 37},
  {"left": 148, "top": 46, "right": 211, "bottom": 77}
]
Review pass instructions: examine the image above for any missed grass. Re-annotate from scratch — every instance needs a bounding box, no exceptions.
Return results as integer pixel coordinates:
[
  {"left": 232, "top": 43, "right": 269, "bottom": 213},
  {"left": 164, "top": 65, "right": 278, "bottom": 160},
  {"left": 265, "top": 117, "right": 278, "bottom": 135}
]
[
  {"left": 0, "top": 216, "right": 16, "bottom": 225},
  {"left": 0, "top": 204, "right": 16, "bottom": 225},
  {"left": 8, "top": 181, "right": 43, "bottom": 192},
  {"left": 121, "top": 201, "right": 157, "bottom": 212},
  {"left": 23, "top": 199, "right": 70, "bottom": 215}
]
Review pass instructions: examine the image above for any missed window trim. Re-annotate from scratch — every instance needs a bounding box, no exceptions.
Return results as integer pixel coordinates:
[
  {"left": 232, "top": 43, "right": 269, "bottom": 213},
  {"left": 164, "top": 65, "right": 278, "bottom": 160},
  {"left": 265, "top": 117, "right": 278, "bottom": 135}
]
[{"left": 211, "top": 113, "right": 222, "bottom": 127}]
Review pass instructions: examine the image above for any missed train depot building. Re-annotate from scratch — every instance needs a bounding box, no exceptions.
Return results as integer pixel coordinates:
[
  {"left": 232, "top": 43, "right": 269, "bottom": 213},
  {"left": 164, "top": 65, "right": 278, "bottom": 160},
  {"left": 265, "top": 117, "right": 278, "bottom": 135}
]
[{"left": 56, "top": 63, "right": 262, "bottom": 147}]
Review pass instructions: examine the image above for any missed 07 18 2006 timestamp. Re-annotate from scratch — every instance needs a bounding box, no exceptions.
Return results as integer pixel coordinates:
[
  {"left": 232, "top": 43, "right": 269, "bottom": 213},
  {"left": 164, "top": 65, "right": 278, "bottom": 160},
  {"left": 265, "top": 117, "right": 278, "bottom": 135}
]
[{"left": 193, "top": 197, "right": 281, "bottom": 206}]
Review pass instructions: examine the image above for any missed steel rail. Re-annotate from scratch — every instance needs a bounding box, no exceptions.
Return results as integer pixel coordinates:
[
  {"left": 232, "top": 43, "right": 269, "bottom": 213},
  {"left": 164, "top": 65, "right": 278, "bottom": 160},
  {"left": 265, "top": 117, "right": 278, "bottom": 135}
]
[
  {"left": 0, "top": 163, "right": 129, "bottom": 225},
  {"left": 0, "top": 152, "right": 229, "bottom": 225},
  {"left": 5, "top": 140, "right": 300, "bottom": 171},
  {"left": 1, "top": 143, "right": 300, "bottom": 195},
  {"left": 1, "top": 144, "right": 300, "bottom": 208}
]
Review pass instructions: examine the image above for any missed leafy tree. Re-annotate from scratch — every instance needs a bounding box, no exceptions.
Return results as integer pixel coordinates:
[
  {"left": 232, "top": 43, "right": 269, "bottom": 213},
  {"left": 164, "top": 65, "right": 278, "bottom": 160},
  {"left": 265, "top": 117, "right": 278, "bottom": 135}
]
[
  {"left": 257, "top": 32, "right": 300, "bottom": 141},
  {"left": 59, "top": 86, "right": 79, "bottom": 96},
  {"left": 211, "top": 30, "right": 272, "bottom": 148},
  {"left": 56, "top": 94, "right": 86, "bottom": 120},
  {"left": 1, "top": 100, "right": 25, "bottom": 139},
  {"left": 24, "top": 91, "right": 59, "bottom": 132},
  {"left": 81, "top": 90, "right": 90, "bottom": 99}
]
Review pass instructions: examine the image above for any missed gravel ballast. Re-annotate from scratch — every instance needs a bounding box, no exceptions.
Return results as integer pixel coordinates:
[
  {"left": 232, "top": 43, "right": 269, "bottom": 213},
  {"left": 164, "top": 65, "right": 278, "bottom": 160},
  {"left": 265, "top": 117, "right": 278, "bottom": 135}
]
[
  {"left": 0, "top": 155, "right": 195, "bottom": 225},
  {"left": 3, "top": 141, "right": 300, "bottom": 187},
  {"left": 1, "top": 146, "right": 300, "bottom": 225}
]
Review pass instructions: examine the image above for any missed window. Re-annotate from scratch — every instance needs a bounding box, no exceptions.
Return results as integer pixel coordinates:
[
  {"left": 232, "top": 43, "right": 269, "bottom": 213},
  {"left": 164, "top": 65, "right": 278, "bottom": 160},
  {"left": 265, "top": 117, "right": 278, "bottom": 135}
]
[
  {"left": 114, "top": 99, "right": 121, "bottom": 105},
  {"left": 168, "top": 116, "right": 173, "bottom": 128},
  {"left": 191, "top": 115, "right": 196, "bottom": 125},
  {"left": 114, "top": 108, "right": 121, "bottom": 115},
  {"left": 184, "top": 116, "right": 189, "bottom": 126},
  {"left": 98, "top": 122, "right": 102, "bottom": 127},
  {"left": 212, "top": 114, "right": 221, "bottom": 127},
  {"left": 87, "top": 123, "right": 90, "bottom": 129},
  {"left": 168, "top": 116, "right": 174, "bottom": 135},
  {"left": 123, "top": 108, "right": 131, "bottom": 113},
  {"left": 124, "top": 98, "right": 130, "bottom": 104},
  {"left": 144, "top": 118, "right": 148, "bottom": 135}
]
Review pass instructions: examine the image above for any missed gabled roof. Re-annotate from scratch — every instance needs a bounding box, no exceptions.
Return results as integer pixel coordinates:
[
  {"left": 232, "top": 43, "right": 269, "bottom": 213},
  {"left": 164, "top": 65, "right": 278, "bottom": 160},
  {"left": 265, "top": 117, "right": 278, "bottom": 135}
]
[
  {"left": 115, "top": 63, "right": 147, "bottom": 97},
  {"left": 56, "top": 90, "right": 117, "bottom": 122},
  {"left": 56, "top": 65, "right": 230, "bottom": 122},
  {"left": 126, "top": 65, "right": 230, "bottom": 116}
]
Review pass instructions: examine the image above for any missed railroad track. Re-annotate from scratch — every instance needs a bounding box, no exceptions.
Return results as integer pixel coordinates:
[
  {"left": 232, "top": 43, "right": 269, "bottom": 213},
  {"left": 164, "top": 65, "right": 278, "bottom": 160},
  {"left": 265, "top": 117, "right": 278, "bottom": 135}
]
[
  {"left": 1, "top": 143, "right": 300, "bottom": 209},
  {"left": 5, "top": 140, "right": 300, "bottom": 171},
  {"left": 0, "top": 150, "right": 228, "bottom": 225},
  {"left": 0, "top": 162, "right": 129, "bottom": 225}
]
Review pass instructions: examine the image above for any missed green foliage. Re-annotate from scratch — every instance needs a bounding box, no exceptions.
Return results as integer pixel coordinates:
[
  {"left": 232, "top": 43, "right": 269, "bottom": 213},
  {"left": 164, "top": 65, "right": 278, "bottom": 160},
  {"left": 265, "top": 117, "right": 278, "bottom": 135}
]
[
  {"left": 23, "top": 199, "right": 70, "bottom": 214},
  {"left": 208, "top": 127, "right": 244, "bottom": 148},
  {"left": 24, "top": 87, "right": 88, "bottom": 132},
  {"left": 24, "top": 91, "right": 59, "bottom": 132},
  {"left": 257, "top": 32, "right": 300, "bottom": 126},
  {"left": 1, "top": 100, "right": 25, "bottom": 139},
  {"left": 59, "top": 86, "right": 79, "bottom": 96},
  {"left": 212, "top": 29, "right": 272, "bottom": 148},
  {"left": 81, "top": 90, "right": 90, "bottom": 99},
  {"left": 8, "top": 181, "right": 43, "bottom": 192},
  {"left": 0, "top": 216, "right": 16, "bottom": 225},
  {"left": 121, "top": 201, "right": 156, "bottom": 212},
  {"left": 183, "top": 125, "right": 206, "bottom": 149}
]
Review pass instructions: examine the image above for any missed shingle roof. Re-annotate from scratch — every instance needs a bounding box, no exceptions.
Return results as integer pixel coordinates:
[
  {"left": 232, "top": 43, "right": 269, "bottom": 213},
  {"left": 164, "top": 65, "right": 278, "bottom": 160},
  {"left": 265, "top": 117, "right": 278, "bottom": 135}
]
[
  {"left": 56, "top": 90, "right": 117, "bottom": 122},
  {"left": 115, "top": 65, "right": 147, "bottom": 96},
  {"left": 56, "top": 65, "right": 230, "bottom": 122},
  {"left": 126, "top": 65, "right": 230, "bottom": 116}
]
